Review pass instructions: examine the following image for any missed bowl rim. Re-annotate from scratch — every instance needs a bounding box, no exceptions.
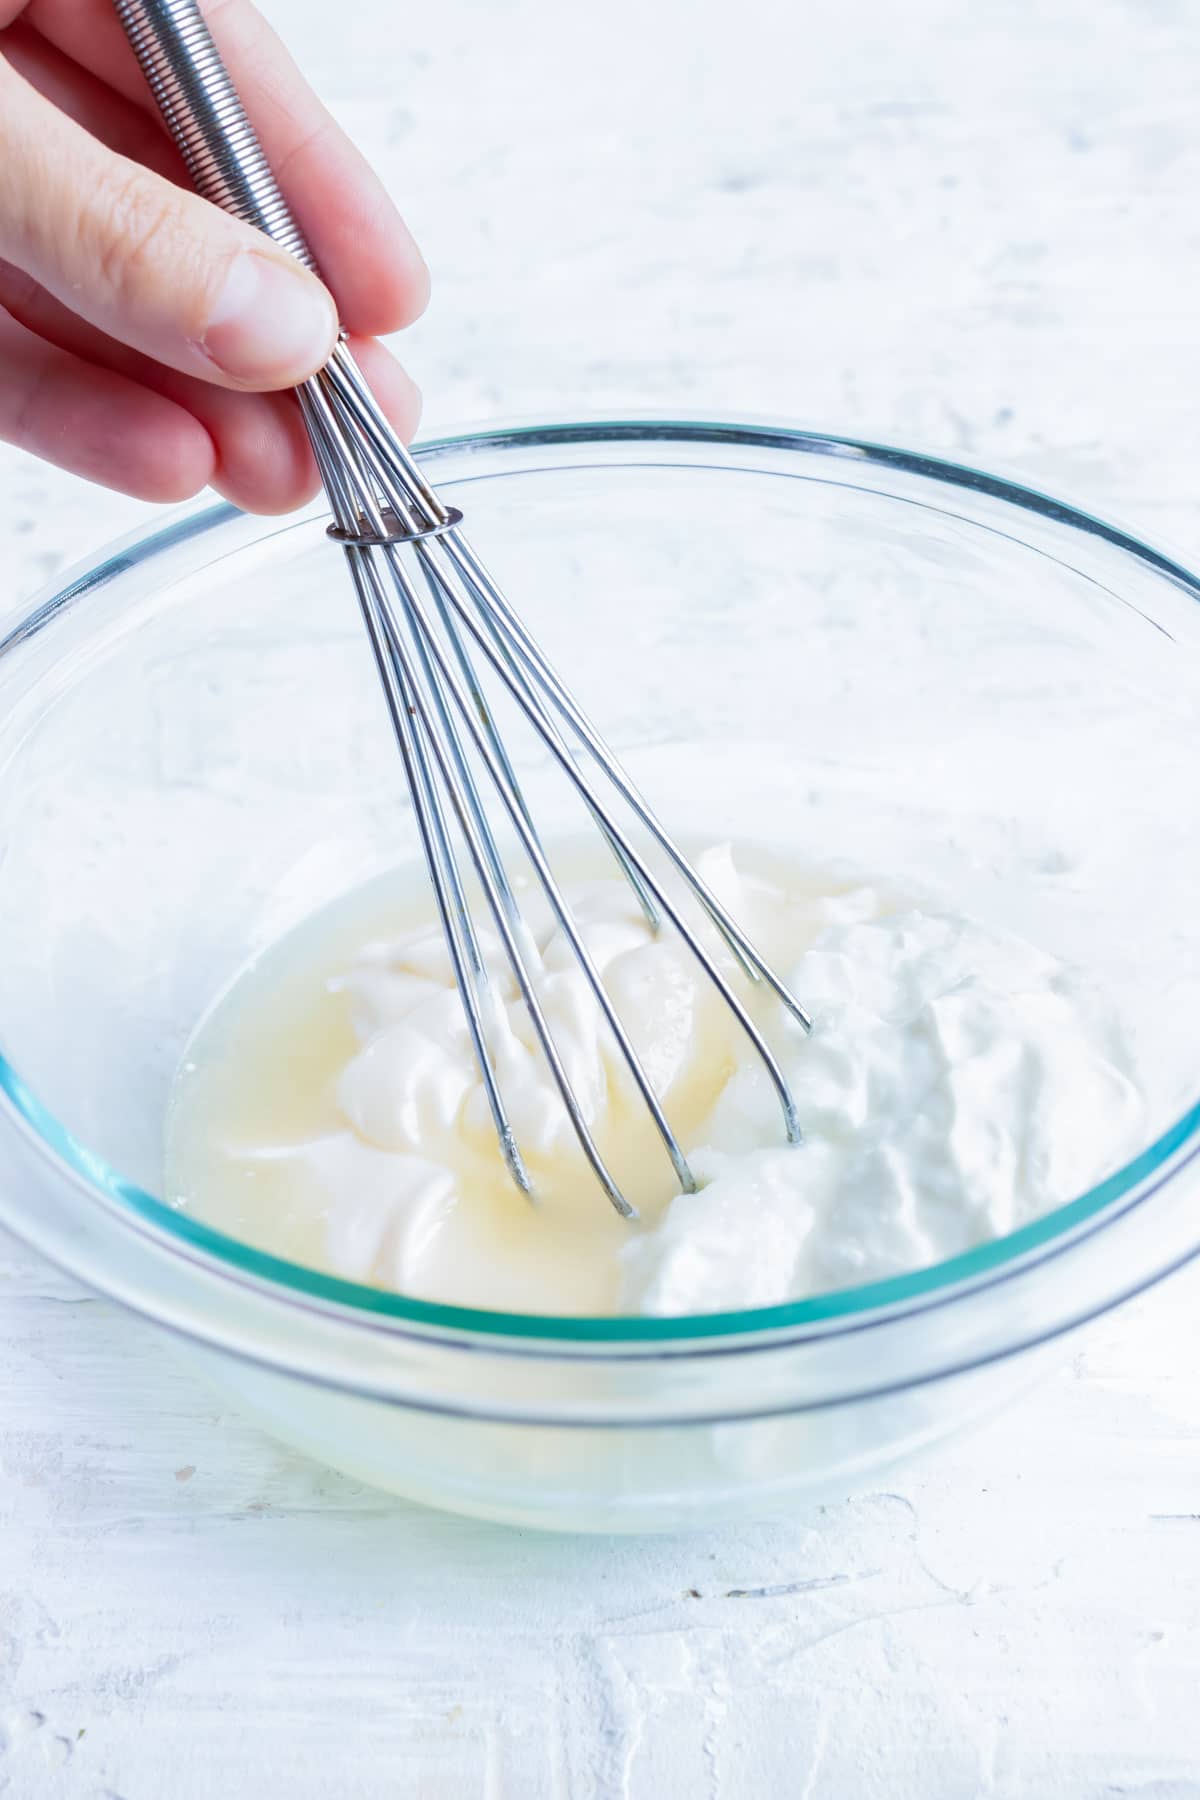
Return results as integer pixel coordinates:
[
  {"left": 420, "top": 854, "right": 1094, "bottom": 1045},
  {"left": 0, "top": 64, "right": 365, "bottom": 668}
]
[{"left": 2, "top": 413, "right": 1198, "bottom": 1351}]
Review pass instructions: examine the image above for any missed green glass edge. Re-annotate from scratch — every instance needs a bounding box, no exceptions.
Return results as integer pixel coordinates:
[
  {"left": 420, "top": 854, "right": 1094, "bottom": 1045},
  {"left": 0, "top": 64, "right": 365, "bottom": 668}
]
[
  {"left": 2, "top": 1050, "right": 1198, "bottom": 1341},
  {"left": 2, "top": 416, "right": 1199, "bottom": 1345}
]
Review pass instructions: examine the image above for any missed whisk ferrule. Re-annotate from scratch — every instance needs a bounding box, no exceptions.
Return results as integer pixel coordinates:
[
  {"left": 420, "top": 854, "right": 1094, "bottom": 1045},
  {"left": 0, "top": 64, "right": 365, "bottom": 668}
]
[{"left": 327, "top": 509, "right": 465, "bottom": 550}]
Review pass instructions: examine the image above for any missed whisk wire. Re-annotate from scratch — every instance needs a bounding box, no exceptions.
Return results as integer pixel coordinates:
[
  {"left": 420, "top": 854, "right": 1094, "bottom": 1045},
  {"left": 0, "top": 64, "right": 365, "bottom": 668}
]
[
  {"left": 308, "top": 349, "right": 806, "bottom": 1200},
  {"left": 419, "top": 562, "right": 543, "bottom": 871},
  {"left": 407, "top": 560, "right": 527, "bottom": 930},
  {"left": 390, "top": 555, "right": 699, "bottom": 1204},
  {"left": 443, "top": 532, "right": 814, "bottom": 1031},
  {"left": 377, "top": 568, "right": 640, "bottom": 1217},
  {"left": 357, "top": 557, "right": 532, "bottom": 1197},
  {"left": 422, "top": 553, "right": 663, "bottom": 933},
  {"left": 419, "top": 536, "right": 807, "bottom": 1147},
  {"left": 114, "top": 0, "right": 814, "bottom": 1220},
  {"left": 300, "top": 386, "right": 535, "bottom": 1195}
]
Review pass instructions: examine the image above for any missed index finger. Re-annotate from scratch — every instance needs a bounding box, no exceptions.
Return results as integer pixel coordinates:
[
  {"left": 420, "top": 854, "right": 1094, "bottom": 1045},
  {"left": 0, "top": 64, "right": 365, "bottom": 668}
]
[{"left": 24, "top": 0, "right": 430, "bottom": 338}]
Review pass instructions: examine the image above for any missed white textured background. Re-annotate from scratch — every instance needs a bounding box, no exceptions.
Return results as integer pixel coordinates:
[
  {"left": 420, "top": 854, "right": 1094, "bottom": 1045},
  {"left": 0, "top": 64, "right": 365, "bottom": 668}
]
[{"left": 3, "top": 0, "right": 1200, "bottom": 1794}]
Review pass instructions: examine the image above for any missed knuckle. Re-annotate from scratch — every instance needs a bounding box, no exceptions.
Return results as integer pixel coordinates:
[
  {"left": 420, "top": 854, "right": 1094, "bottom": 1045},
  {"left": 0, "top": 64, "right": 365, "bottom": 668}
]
[{"left": 91, "top": 168, "right": 197, "bottom": 319}]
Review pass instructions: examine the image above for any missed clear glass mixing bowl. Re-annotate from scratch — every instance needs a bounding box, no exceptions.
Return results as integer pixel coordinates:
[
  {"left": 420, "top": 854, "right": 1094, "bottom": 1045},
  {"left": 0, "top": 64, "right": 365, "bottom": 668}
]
[{"left": 1, "top": 420, "right": 1197, "bottom": 1531}]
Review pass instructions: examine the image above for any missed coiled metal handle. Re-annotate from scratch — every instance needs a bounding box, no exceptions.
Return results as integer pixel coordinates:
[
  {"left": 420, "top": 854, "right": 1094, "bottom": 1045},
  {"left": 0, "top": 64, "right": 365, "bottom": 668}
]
[{"left": 113, "top": 0, "right": 319, "bottom": 273}]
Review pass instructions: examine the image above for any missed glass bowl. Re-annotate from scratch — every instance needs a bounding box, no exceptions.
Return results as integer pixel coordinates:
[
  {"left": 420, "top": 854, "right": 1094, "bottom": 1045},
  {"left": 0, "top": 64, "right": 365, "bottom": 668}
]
[{"left": 1, "top": 419, "right": 1197, "bottom": 1533}]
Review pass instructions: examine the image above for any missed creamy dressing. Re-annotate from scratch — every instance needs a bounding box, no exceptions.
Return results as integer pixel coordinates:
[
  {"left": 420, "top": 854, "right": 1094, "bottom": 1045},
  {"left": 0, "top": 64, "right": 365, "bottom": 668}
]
[{"left": 164, "top": 843, "right": 1145, "bottom": 1316}]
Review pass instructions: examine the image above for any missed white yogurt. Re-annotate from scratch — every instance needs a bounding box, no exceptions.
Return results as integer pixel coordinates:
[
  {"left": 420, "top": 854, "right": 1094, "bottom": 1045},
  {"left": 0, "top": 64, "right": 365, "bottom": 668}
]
[{"left": 164, "top": 843, "right": 1145, "bottom": 1317}]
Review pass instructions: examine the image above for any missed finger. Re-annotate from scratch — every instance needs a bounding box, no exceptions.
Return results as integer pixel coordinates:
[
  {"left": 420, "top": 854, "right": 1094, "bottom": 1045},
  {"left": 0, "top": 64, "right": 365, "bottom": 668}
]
[
  {"left": 0, "top": 263, "right": 423, "bottom": 512},
  {"left": 196, "top": 0, "right": 431, "bottom": 335},
  {"left": 209, "top": 336, "right": 421, "bottom": 512},
  {"left": 0, "top": 256, "right": 315, "bottom": 509},
  {"left": 0, "top": 18, "right": 185, "bottom": 183},
  {"left": 0, "top": 27, "right": 315, "bottom": 507},
  {"left": 0, "top": 305, "right": 215, "bottom": 499},
  {"left": 23, "top": 0, "right": 430, "bottom": 336},
  {"left": 344, "top": 333, "right": 424, "bottom": 440},
  {"left": 0, "top": 54, "right": 339, "bottom": 391}
]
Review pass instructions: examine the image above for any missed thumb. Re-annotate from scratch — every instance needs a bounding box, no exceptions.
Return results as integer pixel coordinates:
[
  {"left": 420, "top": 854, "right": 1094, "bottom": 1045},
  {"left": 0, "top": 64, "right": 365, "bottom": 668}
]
[{"left": 0, "top": 55, "right": 338, "bottom": 392}]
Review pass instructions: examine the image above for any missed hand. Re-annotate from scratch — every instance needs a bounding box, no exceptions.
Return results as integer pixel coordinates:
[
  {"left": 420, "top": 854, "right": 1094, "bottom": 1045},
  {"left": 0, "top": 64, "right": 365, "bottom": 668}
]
[{"left": 0, "top": 0, "right": 428, "bottom": 510}]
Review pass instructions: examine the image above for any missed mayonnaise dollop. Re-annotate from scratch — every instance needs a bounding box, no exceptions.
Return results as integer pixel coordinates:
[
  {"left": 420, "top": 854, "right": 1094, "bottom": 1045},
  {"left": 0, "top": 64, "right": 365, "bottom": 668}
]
[{"left": 165, "top": 845, "right": 1145, "bottom": 1316}]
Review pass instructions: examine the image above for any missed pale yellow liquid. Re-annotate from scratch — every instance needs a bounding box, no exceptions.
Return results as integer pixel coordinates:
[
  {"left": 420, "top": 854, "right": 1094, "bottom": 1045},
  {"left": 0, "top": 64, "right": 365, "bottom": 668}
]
[{"left": 164, "top": 844, "right": 854, "bottom": 1314}]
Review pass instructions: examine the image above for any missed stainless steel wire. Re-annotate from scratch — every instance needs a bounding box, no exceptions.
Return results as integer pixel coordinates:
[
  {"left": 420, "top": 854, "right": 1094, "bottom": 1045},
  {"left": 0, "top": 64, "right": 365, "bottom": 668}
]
[{"left": 114, "top": 0, "right": 813, "bottom": 1218}]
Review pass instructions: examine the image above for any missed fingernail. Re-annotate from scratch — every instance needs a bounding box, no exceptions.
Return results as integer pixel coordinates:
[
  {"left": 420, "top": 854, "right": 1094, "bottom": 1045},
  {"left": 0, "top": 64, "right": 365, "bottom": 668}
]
[{"left": 201, "top": 253, "right": 337, "bottom": 385}]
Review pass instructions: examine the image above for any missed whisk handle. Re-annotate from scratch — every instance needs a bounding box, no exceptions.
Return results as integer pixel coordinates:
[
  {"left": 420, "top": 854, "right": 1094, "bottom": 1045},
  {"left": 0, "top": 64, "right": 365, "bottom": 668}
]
[{"left": 112, "top": 0, "right": 320, "bottom": 274}]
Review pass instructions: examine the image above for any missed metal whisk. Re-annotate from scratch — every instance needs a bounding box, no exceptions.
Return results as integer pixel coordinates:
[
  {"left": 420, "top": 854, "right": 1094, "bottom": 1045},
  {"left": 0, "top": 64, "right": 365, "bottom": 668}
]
[{"left": 115, "top": 0, "right": 811, "bottom": 1216}]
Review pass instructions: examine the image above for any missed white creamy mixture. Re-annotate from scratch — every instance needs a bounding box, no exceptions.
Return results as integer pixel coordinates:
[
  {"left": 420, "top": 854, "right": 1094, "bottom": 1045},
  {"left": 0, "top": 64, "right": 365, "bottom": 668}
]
[{"left": 165, "top": 844, "right": 1146, "bottom": 1317}]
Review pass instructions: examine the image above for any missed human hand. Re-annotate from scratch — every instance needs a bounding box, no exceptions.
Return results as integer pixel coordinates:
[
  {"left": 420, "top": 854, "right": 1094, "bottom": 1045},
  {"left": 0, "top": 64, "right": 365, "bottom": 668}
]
[{"left": 0, "top": 0, "right": 428, "bottom": 510}]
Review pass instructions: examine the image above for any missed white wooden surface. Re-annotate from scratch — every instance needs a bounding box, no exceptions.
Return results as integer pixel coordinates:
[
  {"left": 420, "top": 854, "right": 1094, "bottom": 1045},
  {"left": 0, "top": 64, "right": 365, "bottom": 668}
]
[{"left": 3, "top": 0, "right": 1200, "bottom": 1793}]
